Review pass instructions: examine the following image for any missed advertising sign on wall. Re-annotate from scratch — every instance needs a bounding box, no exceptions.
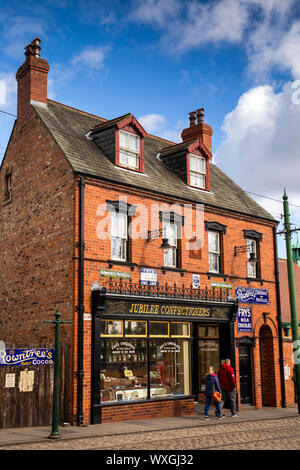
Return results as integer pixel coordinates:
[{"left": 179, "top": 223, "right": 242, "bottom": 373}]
[
  {"left": 235, "top": 287, "right": 269, "bottom": 304},
  {"left": 0, "top": 349, "right": 55, "bottom": 366},
  {"left": 237, "top": 307, "right": 252, "bottom": 332},
  {"left": 140, "top": 268, "right": 158, "bottom": 286}
]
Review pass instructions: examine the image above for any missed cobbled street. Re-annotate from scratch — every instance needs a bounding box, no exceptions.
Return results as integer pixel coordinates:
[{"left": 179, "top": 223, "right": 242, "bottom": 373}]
[{"left": 2, "top": 416, "right": 300, "bottom": 450}]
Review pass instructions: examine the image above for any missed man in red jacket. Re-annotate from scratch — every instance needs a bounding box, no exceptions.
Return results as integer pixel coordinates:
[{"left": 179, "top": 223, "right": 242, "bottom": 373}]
[{"left": 217, "top": 359, "right": 238, "bottom": 417}]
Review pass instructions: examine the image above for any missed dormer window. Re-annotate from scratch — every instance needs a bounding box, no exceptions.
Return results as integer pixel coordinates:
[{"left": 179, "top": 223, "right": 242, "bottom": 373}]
[
  {"left": 119, "top": 130, "right": 140, "bottom": 170},
  {"left": 189, "top": 154, "right": 206, "bottom": 189}
]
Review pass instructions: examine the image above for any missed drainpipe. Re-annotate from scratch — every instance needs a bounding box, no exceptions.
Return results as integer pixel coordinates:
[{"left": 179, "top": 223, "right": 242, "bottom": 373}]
[
  {"left": 273, "top": 225, "right": 286, "bottom": 408},
  {"left": 77, "top": 175, "right": 85, "bottom": 425}
]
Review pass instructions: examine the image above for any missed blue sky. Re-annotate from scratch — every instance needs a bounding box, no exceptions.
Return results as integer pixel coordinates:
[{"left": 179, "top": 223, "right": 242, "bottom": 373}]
[{"left": 1, "top": 0, "right": 300, "bottom": 257}]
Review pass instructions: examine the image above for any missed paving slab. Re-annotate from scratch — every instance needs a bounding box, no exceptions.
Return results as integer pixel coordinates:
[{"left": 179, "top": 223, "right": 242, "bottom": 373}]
[{"left": 0, "top": 404, "right": 298, "bottom": 447}]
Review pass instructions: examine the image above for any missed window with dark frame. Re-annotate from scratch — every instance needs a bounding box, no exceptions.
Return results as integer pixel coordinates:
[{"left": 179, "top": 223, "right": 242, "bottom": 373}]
[
  {"left": 107, "top": 200, "right": 136, "bottom": 263},
  {"left": 243, "top": 229, "right": 262, "bottom": 280},
  {"left": 208, "top": 230, "right": 220, "bottom": 273},
  {"left": 205, "top": 221, "right": 226, "bottom": 275},
  {"left": 246, "top": 238, "right": 258, "bottom": 278},
  {"left": 4, "top": 167, "right": 12, "bottom": 202}
]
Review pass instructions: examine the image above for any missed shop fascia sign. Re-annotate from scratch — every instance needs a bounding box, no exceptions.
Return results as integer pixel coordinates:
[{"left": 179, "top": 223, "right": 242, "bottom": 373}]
[
  {"left": 0, "top": 348, "right": 55, "bottom": 366},
  {"left": 235, "top": 286, "right": 269, "bottom": 304}
]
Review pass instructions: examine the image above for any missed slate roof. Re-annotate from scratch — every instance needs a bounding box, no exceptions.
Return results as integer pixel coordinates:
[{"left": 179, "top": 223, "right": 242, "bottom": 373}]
[{"left": 33, "top": 99, "right": 276, "bottom": 222}]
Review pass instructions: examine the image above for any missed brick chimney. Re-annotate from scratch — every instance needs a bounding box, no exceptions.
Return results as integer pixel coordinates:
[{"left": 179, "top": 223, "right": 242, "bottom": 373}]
[
  {"left": 181, "top": 108, "right": 213, "bottom": 154},
  {"left": 16, "top": 38, "right": 49, "bottom": 123}
]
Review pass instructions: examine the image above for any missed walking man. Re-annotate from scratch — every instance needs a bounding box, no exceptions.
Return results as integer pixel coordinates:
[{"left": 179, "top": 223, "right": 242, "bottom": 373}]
[{"left": 218, "top": 359, "right": 238, "bottom": 417}]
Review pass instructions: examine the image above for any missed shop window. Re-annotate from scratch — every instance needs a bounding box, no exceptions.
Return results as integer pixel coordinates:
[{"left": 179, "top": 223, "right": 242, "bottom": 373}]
[
  {"left": 100, "top": 320, "right": 123, "bottom": 337},
  {"left": 99, "top": 320, "right": 192, "bottom": 403},
  {"left": 171, "top": 322, "right": 190, "bottom": 337},
  {"left": 125, "top": 320, "right": 147, "bottom": 336},
  {"left": 149, "top": 338, "right": 191, "bottom": 398},
  {"left": 100, "top": 337, "right": 147, "bottom": 403},
  {"left": 198, "top": 324, "right": 220, "bottom": 392},
  {"left": 149, "top": 321, "right": 169, "bottom": 337}
]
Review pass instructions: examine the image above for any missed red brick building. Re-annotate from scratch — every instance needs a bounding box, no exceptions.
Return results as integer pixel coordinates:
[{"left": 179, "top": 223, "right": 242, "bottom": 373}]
[
  {"left": 278, "top": 253, "right": 300, "bottom": 405},
  {"left": 0, "top": 38, "right": 286, "bottom": 427}
]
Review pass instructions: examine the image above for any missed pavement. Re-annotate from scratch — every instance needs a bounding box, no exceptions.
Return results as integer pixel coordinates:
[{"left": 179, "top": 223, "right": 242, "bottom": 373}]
[{"left": 0, "top": 404, "right": 298, "bottom": 448}]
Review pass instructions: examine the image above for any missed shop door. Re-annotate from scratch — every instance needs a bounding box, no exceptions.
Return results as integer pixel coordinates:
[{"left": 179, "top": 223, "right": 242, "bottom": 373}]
[{"left": 238, "top": 345, "right": 253, "bottom": 405}]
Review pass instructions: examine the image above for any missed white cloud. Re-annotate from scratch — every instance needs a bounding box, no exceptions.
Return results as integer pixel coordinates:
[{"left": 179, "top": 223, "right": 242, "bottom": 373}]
[
  {"left": 0, "top": 73, "right": 17, "bottom": 108},
  {"left": 138, "top": 113, "right": 182, "bottom": 142},
  {"left": 131, "top": 0, "right": 300, "bottom": 80},
  {"left": 71, "top": 46, "right": 111, "bottom": 70},
  {"left": 138, "top": 114, "right": 166, "bottom": 133},
  {"left": 215, "top": 81, "right": 300, "bottom": 224}
]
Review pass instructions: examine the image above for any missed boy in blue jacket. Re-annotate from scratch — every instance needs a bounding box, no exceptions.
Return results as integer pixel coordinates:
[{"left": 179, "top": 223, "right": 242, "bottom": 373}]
[{"left": 204, "top": 367, "right": 225, "bottom": 420}]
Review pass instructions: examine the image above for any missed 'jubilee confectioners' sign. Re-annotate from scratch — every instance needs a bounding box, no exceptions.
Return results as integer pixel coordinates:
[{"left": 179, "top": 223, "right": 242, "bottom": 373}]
[{"left": 104, "top": 300, "right": 233, "bottom": 320}]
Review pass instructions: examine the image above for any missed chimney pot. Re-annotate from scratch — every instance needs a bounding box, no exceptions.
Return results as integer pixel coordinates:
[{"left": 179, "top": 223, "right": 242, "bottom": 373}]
[
  {"left": 189, "top": 111, "right": 197, "bottom": 127},
  {"left": 196, "top": 108, "right": 204, "bottom": 124},
  {"left": 181, "top": 106, "right": 213, "bottom": 154},
  {"left": 24, "top": 37, "right": 41, "bottom": 58}
]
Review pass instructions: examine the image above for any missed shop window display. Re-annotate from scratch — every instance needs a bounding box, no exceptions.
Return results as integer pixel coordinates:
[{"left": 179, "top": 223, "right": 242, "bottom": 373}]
[
  {"left": 100, "top": 319, "right": 192, "bottom": 403},
  {"left": 149, "top": 338, "right": 191, "bottom": 398}
]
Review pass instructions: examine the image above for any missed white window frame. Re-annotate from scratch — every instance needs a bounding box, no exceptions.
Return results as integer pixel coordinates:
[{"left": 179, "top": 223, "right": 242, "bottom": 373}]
[
  {"left": 208, "top": 230, "right": 220, "bottom": 273},
  {"left": 246, "top": 238, "right": 258, "bottom": 278},
  {"left": 110, "top": 211, "right": 128, "bottom": 261},
  {"left": 119, "top": 130, "right": 140, "bottom": 170},
  {"left": 163, "top": 221, "right": 178, "bottom": 268},
  {"left": 189, "top": 154, "right": 206, "bottom": 189}
]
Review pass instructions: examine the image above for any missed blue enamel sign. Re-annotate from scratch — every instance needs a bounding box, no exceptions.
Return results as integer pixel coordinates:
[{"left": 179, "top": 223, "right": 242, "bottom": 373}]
[
  {"left": 237, "top": 307, "right": 252, "bottom": 332},
  {"left": 235, "top": 286, "right": 269, "bottom": 304},
  {"left": 0, "top": 348, "right": 55, "bottom": 366}
]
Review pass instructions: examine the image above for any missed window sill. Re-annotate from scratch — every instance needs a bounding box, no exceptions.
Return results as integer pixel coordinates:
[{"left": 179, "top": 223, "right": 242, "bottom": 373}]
[
  {"left": 246, "top": 277, "right": 264, "bottom": 285},
  {"left": 207, "top": 272, "right": 227, "bottom": 281},
  {"left": 108, "top": 260, "right": 136, "bottom": 271},
  {"left": 162, "top": 267, "right": 185, "bottom": 277}
]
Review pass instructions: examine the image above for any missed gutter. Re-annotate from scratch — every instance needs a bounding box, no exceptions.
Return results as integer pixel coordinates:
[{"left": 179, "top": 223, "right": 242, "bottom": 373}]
[
  {"left": 76, "top": 175, "right": 85, "bottom": 425},
  {"left": 273, "top": 226, "right": 286, "bottom": 408}
]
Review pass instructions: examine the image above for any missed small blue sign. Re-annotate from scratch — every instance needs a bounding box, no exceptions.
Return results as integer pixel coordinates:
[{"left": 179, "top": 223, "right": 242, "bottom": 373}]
[
  {"left": 140, "top": 268, "right": 158, "bottom": 286},
  {"left": 235, "top": 286, "right": 269, "bottom": 304},
  {"left": 0, "top": 348, "right": 55, "bottom": 366},
  {"left": 237, "top": 307, "right": 252, "bottom": 332}
]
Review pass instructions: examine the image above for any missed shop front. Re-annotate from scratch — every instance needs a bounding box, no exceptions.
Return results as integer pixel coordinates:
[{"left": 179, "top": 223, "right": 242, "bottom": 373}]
[{"left": 91, "top": 282, "right": 238, "bottom": 423}]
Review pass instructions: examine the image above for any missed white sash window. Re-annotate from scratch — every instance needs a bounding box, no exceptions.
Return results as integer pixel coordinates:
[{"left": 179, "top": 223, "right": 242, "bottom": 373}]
[
  {"left": 111, "top": 211, "right": 128, "bottom": 261},
  {"left": 208, "top": 231, "right": 220, "bottom": 273},
  {"left": 119, "top": 130, "right": 140, "bottom": 170},
  {"left": 189, "top": 154, "right": 206, "bottom": 189}
]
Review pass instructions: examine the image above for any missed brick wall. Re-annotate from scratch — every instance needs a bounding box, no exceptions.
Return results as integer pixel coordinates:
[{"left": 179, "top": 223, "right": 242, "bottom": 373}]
[
  {"left": 0, "top": 108, "right": 75, "bottom": 422},
  {"left": 75, "top": 177, "right": 281, "bottom": 423},
  {"left": 101, "top": 398, "right": 195, "bottom": 423}
]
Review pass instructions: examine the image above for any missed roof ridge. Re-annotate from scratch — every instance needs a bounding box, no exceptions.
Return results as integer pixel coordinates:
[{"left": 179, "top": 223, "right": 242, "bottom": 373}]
[{"left": 47, "top": 99, "right": 107, "bottom": 121}]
